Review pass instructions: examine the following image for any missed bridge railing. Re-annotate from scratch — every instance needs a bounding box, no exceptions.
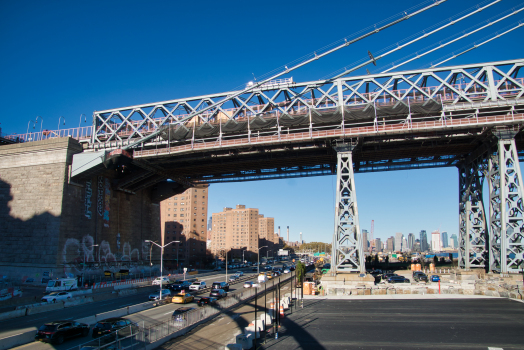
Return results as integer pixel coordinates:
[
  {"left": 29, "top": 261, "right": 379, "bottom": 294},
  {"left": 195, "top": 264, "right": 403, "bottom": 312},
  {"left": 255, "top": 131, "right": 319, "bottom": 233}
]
[{"left": 5, "top": 125, "right": 93, "bottom": 143}]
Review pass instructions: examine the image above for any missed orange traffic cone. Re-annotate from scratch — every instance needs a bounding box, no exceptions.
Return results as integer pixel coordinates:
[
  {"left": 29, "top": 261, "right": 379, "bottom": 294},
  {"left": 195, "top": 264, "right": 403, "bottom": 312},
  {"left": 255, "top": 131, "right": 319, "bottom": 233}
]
[{"left": 280, "top": 304, "right": 285, "bottom": 319}]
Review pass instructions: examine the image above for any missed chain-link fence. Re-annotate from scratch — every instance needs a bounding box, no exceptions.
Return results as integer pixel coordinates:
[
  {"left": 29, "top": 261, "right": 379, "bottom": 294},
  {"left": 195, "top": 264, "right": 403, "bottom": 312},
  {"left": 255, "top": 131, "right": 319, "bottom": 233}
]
[{"left": 69, "top": 274, "right": 293, "bottom": 349}]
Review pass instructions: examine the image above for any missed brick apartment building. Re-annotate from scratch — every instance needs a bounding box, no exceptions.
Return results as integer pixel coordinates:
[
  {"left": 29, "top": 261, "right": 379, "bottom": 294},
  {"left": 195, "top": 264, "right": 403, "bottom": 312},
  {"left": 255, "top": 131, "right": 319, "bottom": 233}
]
[{"left": 159, "top": 184, "right": 209, "bottom": 270}]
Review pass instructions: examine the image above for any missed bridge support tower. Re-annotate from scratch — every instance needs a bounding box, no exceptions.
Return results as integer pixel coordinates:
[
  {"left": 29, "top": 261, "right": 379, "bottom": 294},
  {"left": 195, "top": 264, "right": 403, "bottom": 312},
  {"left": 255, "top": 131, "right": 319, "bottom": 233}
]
[
  {"left": 487, "top": 128, "right": 524, "bottom": 274},
  {"left": 331, "top": 143, "right": 365, "bottom": 274}
]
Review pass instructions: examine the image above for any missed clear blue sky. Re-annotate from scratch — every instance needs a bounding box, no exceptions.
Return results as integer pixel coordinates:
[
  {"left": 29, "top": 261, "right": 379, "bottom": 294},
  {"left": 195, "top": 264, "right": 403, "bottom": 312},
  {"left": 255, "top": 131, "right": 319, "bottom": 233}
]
[{"left": 1, "top": 0, "right": 524, "bottom": 242}]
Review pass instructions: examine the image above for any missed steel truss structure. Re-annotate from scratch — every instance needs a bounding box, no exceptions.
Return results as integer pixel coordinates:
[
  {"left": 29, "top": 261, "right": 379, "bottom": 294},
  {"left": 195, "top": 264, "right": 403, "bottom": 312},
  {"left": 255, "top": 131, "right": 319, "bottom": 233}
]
[
  {"left": 458, "top": 157, "right": 488, "bottom": 270},
  {"left": 90, "top": 59, "right": 524, "bottom": 150},
  {"left": 331, "top": 144, "right": 365, "bottom": 273},
  {"left": 488, "top": 129, "right": 524, "bottom": 274}
]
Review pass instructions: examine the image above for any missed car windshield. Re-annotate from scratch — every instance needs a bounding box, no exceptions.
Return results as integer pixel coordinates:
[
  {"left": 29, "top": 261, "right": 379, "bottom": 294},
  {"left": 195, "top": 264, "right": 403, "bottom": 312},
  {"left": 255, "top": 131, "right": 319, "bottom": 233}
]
[
  {"left": 48, "top": 292, "right": 59, "bottom": 296},
  {"left": 39, "top": 324, "right": 58, "bottom": 331},
  {"left": 192, "top": 282, "right": 200, "bottom": 285}
]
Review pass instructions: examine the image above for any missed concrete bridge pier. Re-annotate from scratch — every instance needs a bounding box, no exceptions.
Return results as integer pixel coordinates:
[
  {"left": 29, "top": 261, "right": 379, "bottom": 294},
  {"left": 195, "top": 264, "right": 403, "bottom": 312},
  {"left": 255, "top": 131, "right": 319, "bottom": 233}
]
[{"left": 330, "top": 142, "right": 365, "bottom": 274}]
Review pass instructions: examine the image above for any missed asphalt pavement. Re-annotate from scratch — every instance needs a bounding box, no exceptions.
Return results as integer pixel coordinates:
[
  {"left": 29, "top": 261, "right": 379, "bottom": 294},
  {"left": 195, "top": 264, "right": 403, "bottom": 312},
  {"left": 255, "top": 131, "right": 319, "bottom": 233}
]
[{"left": 259, "top": 298, "right": 524, "bottom": 350}]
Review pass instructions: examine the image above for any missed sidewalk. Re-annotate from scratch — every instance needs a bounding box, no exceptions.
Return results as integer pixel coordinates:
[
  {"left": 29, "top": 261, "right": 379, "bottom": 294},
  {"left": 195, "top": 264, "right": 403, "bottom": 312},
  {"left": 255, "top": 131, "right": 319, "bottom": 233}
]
[{"left": 302, "top": 294, "right": 500, "bottom": 300}]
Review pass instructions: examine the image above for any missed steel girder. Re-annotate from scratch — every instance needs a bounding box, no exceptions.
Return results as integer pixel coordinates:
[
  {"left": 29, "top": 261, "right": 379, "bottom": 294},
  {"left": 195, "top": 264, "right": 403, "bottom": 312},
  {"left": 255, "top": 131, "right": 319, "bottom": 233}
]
[
  {"left": 458, "top": 158, "right": 488, "bottom": 270},
  {"left": 488, "top": 130, "right": 524, "bottom": 274},
  {"left": 90, "top": 59, "right": 524, "bottom": 148},
  {"left": 331, "top": 144, "right": 365, "bottom": 273}
]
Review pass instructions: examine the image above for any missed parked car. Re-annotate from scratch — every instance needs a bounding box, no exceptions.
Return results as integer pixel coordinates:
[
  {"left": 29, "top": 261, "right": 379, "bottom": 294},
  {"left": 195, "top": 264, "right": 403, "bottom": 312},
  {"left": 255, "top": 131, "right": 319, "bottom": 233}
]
[
  {"left": 172, "top": 293, "right": 195, "bottom": 304},
  {"left": 92, "top": 318, "right": 138, "bottom": 339},
  {"left": 148, "top": 289, "right": 171, "bottom": 301},
  {"left": 35, "top": 321, "right": 89, "bottom": 344},
  {"left": 172, "top": 307, "right": 195, "bottom": 322},
  {"left": 41, "top": 292, "right": 73, "bottom": 303},
  {"left": 209, "top": 289, "right": 227, "bottom": 298},
  {"left": 189, "top": 281, "right": 207, "bottom": 291},
  {"left": 431, "top": 275, "right": 441, "bottom": 282},
  {"left": 211, "top": 281, "right": 230, "bottom": 291},
  {"left": 197, "top": 297, "right": 217, "bottom": 306},
  {"left": 152, "top": 276, "right": 170, "bottom": 285},
  {"left": 243, "top": 281, "right": 254, "bottom": 288},
  {"left": 413, "top": 272, "right": 428, "bottom": 282},
  {"left": 388, "top": 276, "right": 410, "bottom": 283}
]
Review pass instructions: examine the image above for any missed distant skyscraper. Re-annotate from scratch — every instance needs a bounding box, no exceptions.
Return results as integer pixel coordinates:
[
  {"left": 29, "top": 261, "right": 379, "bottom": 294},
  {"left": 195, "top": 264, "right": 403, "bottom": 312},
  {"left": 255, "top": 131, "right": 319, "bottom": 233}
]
[
  {"left": 420, "top": 230, "right": 428, "bottom": 252},
  {"left": 414, "top": 239, "right": 421, "bottom": 252},
  {"left": 450, "top": 234, "right": 458, "bottom": 249},
  {"left": 407, "top": 233, "right": 415, "bottom": 250},
  {"left": 402, "top": 237, "right": 408, "bottom": 252},
  {"left": 441, "top": 231, "right": 448, "bottom": 248},
  {"left": 395, "top": 232, "right": 403, "bottom": 252},
  {"left": 374, "top": 238, "right": 382, "bottom": 253},
  {"left": 362, "top": 229, "right": 369, "bottom": 250},
  {"left": 431, "top": 230, "right": 441, "bottom": 252},
  {"left": 387, "top": 237, "right": 395, "bottom": 252}
]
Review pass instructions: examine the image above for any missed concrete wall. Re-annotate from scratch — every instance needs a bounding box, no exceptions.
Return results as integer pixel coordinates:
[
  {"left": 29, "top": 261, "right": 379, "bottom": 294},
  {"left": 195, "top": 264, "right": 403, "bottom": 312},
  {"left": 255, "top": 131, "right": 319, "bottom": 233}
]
[{"left": 0, "top": 138, "right": 161, "bottom": 281}]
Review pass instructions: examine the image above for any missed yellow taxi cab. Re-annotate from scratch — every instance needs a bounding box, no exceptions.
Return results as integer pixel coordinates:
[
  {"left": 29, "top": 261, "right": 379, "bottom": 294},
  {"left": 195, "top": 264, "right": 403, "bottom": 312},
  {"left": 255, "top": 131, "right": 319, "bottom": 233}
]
[
  {"left": 265, "top": 272, "right": 273, "bottom": 280},
  {"left": 172, "top": 293, "right": 194, "bottom": 304}
]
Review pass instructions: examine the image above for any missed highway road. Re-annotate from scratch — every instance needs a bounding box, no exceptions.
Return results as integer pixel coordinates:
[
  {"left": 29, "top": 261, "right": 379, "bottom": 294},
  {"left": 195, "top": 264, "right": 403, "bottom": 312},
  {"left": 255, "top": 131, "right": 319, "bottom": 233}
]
[{"left": 9, "top": 263, "right": 290, "bottom": 350}]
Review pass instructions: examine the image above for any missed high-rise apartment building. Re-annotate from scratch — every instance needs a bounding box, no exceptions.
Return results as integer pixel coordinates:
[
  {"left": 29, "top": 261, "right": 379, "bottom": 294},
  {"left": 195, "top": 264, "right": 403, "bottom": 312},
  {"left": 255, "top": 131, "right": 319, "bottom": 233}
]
[
  {"left": 441, "top": 231, "right": 448, "bottom": 248},
  {"left": 258, "top": 214, "right": 274, "bottom": 257},
  {"left": 420, "top": 230, "right": 428, "bottom": 252},
  {"left": 407, "top": 233, "right": 415, "bottom": 251},
  {"left": 159, "top": 184, "right": 209, "bottom": 270},
  {"left": 210, "top": 205, "right": 260, "bottom": 262},
  {"left": 395, "top": 232, "right": 403, "bottom": 252}
]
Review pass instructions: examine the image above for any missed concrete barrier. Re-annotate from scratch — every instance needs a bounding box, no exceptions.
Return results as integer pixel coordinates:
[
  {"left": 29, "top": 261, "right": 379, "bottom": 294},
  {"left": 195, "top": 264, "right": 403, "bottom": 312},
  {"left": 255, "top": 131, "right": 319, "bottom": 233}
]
[
  {"left": 96, "top": 307, "right": 128, "bottom": 321},
  {"left": 118, "top": 288, "right": 138, "bottom": 296},
  {"left": 0, "top": 308, "right": 27, "bottom": 321},
  {"left": 64, "top": 296, "right": 94, "bottom": 308},
  {"left": 0, "top": 328, "right": 36, "bottom": 350},
  {"left": 26, "top": 302, "right": 64, "bottom": 315},
  {"left": 128, "top": 301, "right": 155, "bottom": 314},
  {"left": 76, "top": 315, "right": 97, "bottom": 325}
]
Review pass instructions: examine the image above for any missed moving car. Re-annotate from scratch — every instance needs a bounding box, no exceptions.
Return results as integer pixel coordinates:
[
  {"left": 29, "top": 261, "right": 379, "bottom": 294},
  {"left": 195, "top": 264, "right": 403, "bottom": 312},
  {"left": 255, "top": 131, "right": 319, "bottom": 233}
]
[
  {"left": 257, "top": 274, "right": 268, "bottom": 283},
  {"left": 211, "top": 281, "right": 230, "bottom": 291},
  {"left": 197, "top": 297, "right": 217, "bottom": 306},
  {"left": 283, "top": 269, "right": 290, "bottom": 274},
  {"left": 45, "top": 278, "right": 78, "bottom": 292},
  {"left": 172, "top": 293, "right": 195, "bottom": 304},
  {"left": 236, "top": 271, "right": 244, "bottom": 276},
  {"left": 209, "top": 289, "right": 227, "bottom": 298},
  {"left": 172, "top": 307, "right": 195, "bottom": 322},
  {"left": 229, "top": 275, "right": 239, "bottom": 282},
  {"left": 92, "top": 318, "right": 138, "bottom": 339},
  {"left": 243, "top": 281, "right": 254, "bottom": 288},
  {"left": 152, "top": 276, "right": 170, "bottom": 285},
  {"left": 431, "top": 275, "right": 441, "bottom": 282},
  {"left": 148, "top": 289, "right": 171, "bottom": 301},
  {"left": 35, "top": 321, "right": 89, "bottom": 344},
  {"left": 41, "top": 292, "right": 73, "bottom": 303},
  {"left": 189, "top": 281, "right": 207, "bottom": 291}
]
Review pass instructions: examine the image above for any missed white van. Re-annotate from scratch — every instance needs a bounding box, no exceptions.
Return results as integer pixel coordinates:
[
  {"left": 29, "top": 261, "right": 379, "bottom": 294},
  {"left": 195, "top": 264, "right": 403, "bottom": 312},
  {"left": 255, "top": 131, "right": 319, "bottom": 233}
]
[
  {"left": 46, "top": 278, "right": 78, "bottom": 292},
  {"left": 257, "top": 274, "right": 268, "bottom": 283}
]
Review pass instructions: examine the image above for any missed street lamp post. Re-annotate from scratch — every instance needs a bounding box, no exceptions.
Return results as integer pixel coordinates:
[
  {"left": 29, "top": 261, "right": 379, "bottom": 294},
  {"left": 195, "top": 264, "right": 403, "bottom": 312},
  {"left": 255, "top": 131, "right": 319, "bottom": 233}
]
[
  {"left": 145, "top": 240, "right": 177, "bottom": 301},
  {"left": 35, "top": 116, "right": 43, "bottom": 140},
  {"left": 174, "top": 240, "right": 180, "bottom": 274},
  {"left": 258, "top": 246, "right": 268, "bottom": 274}
]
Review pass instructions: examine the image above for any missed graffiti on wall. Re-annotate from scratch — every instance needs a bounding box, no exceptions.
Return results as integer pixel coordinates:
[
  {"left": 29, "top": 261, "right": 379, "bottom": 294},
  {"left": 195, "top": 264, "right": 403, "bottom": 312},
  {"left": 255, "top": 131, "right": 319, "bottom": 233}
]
[
  {"left": 103, "top": 178, "right": 110, "bottom": 227},
  {"left": 84, "top": 180, "right": 92, "bottom": 219},
  {"left": 97, "top": 176, "right": 104, "bottom": 217},
  {"left": 61, "top": 234, "right": 146, "bottom": 275}
]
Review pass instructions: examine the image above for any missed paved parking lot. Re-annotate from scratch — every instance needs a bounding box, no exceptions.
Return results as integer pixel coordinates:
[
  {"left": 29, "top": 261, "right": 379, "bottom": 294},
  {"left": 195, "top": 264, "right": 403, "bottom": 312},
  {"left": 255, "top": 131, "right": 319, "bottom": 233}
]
[{"left": 260, "top": 298, "right": 524, "bottom": 350}]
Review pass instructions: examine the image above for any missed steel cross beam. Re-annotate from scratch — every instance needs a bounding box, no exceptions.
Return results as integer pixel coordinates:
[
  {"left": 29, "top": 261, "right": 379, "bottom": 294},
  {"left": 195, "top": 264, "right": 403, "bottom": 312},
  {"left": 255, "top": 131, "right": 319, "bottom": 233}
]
[
  {"left": 89, "top": 59, "right": 524, "bottom": 150},
  {"left": 331, "top": 143, "right": 365, "bottom": 274},
  {"left": 488, "top": 128, "right": 524, "bottom": 274},
  {"left": 458, "top": 157, "right": 488, "bottom": 270}
]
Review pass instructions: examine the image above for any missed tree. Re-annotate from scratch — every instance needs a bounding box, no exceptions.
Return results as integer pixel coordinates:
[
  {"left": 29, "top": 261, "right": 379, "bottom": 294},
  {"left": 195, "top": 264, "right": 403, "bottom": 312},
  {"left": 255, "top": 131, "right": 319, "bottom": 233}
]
[
  {"left": 433, "top": 255, "right": 438, "bottom": 264},
  {"left": 296, "top": 261, "right": 306, "bottom": 284}
]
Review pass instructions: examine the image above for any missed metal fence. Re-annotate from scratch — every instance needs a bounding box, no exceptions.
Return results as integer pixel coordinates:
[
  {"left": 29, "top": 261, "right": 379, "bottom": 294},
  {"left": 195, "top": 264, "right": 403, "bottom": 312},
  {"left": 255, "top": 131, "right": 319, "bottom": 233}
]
[{"left": 70, "top": 274, "right": 293, "bottom": 349}]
